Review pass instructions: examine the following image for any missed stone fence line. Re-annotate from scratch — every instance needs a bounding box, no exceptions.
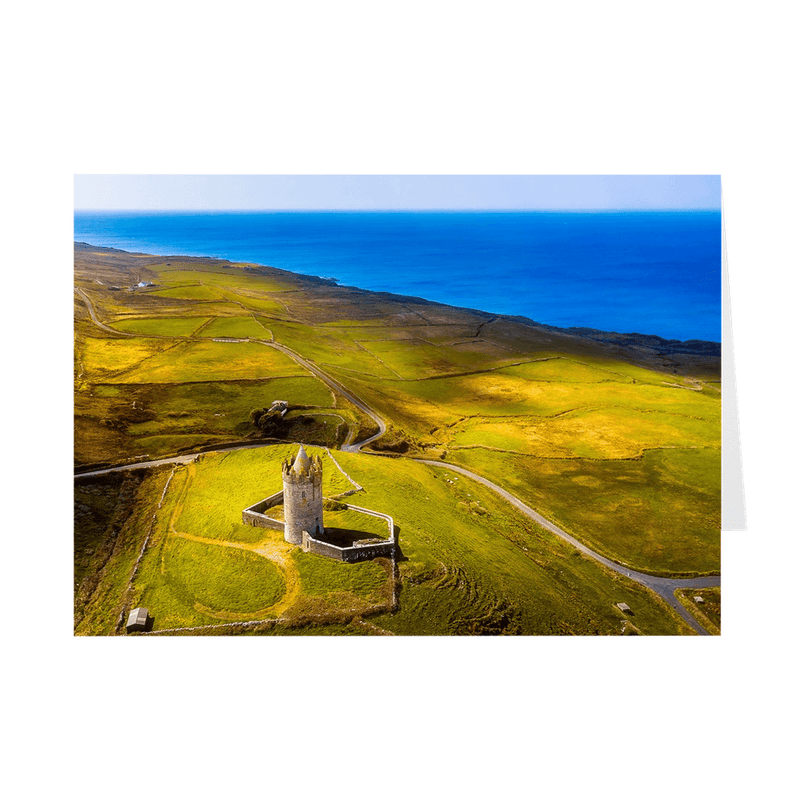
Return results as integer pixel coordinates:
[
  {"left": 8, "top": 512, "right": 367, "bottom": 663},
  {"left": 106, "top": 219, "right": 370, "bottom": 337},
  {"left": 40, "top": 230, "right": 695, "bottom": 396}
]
[
  {"left": 241, "top": 491, "right": 285, "bottom": 531},
  {"left": 116, "top": 467, "right": 176, "bottom": 634},
  {"left": 242, "top": 491, "right": 396, "bottom": 563},
  {"left": 324, "top": 447, "right": 364, "bottom": 492}
]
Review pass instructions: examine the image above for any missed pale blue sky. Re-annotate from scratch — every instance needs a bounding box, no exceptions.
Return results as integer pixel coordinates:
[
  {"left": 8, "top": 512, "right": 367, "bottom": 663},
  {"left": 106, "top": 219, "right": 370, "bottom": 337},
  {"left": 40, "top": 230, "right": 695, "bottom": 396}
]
[{"left": 74, "top": 175, "right": 720, "bottom": 211}]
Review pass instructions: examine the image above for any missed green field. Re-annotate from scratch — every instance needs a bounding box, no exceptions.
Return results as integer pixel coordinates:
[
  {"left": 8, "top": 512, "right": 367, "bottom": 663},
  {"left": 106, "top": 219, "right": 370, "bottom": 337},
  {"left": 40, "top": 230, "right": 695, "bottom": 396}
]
[
  {"left": 196, "top": 315, "right": 273, "bottom": 339},
  {"left": 112, "top": 316, "right": 212, "bottom": 337},
  {"left": 159, "top": 537, "right": 285, "bottom": 614},
  {"left": 446, "top": 447, "right": 720, "bottom": 575},
  {"left": 267, "top": 319, "right": 401, "bottom": 378},
  {"left": 449, "top": 407, "right": 715, "bottom": 459},
  {"left": 218, "top": 289, "right": 288, "bottom": 315},
  {"left": 150, "top": 284, "right": 224, "bottom": 301},
  {"left": 357, "top": 337, "right": 519, "bottom": 379},
  {"left": 78, "top": 336, "right": 176, "bottom": 381},
  {"left": 154, "top": 267, "right": 296, "bottom": 293},
  {"left": 121, "top": 340, "right": 298, "bottom": 382}
]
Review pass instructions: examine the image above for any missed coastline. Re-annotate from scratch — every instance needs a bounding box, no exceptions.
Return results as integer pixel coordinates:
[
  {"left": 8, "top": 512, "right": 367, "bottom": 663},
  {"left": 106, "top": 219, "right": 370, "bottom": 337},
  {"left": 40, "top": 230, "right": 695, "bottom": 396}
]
[
  {"left": 73, "top": 209, "right": 721, "bottom": 341},
  {"left": 74, "top": 240, "right": 721, "bottom": 352}
]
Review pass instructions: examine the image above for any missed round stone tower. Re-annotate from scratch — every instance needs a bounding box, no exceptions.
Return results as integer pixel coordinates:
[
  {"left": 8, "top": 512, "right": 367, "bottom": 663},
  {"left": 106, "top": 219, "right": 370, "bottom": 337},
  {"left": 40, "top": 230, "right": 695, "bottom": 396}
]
[{"left": 281, "top": 445, "right": 324, "bottom": 545}]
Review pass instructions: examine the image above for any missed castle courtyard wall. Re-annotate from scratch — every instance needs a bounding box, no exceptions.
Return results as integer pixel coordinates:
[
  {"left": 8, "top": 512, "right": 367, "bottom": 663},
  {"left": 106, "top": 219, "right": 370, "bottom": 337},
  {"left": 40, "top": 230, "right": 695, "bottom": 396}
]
[
  {"left": 301, "top": 531, "right": 395, "bottom": 562},
  {"left": 242, "top": 491, "right": 285, "bottom": 531},
  {"left": 243, "top": 489, "right": 396, "bottom": 563}
]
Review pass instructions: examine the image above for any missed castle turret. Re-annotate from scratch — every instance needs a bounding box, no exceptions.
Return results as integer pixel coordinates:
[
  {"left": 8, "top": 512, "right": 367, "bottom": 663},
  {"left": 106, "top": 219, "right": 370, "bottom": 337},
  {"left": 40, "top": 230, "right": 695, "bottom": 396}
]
[{"left": 281, "top": 445, "right": 324, "bottom": 545}]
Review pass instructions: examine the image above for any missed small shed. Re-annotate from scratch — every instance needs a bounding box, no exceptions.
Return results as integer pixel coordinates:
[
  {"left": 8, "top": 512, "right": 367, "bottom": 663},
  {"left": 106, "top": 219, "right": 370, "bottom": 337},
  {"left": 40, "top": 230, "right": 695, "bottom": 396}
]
[
  {"left": 268, "top": 400, "right": 289, "bottom": 417},
  {"left": 693, "top": 596, "right": 705, "bottom": 604},
  {"left": 616, "top": 602, "right": 632, "bottom": 615},
  {"left": 126, "top": 607, "right": 150, "bottom": 633}
]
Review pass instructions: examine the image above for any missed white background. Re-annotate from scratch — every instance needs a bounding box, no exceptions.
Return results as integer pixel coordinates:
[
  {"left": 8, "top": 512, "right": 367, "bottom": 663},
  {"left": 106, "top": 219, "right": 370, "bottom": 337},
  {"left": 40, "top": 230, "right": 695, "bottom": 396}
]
[{"left": 5, "top": 1, "right": 796, "bottom": 798}]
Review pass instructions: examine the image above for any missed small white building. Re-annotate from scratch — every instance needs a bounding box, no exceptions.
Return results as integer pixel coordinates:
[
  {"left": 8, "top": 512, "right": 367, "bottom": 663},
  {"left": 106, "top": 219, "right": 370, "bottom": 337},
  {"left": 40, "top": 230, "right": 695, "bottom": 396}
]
[{"left": 268, "top": 400, "right": 289, "bottom": 417}]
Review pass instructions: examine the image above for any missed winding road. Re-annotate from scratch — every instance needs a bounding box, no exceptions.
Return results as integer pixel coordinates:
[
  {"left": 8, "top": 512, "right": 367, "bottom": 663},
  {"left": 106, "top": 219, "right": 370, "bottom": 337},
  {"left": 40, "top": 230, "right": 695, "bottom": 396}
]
[
  {"left": 416, "top": 460, "right": 719, "bottom": 634},
  {"left": 261, "top": 340, "right": 388, "bottom": 449},
  {"left": 74, "top": 286, "right": 719, "bottom": 635}
]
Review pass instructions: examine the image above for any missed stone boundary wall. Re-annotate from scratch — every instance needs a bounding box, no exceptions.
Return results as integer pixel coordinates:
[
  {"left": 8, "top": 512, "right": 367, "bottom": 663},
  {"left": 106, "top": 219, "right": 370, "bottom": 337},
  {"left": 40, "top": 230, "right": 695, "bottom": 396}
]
[
  {"left": 302, "top": 502, "right": 396, "bottom": 562},
  {"left": 142, "top": 618, "right": 279, "bottom": 635},
  {"left": 324, "top": 447, "right": 363, "bottom": 492},
  {"left": 301, "top": 531, "right": 396, "bottom": 562},
  {"left": 342, "top": 503, "right": 395, "bottom": 541},
  {"left": 242, "top": 491, "right": 285, "bottom": 530},
  {"left": 116, "top": 468, "right": 177, "bottom": 634},
  {"left": 242, "top": 493, "right": 396, "bottom": 562}
]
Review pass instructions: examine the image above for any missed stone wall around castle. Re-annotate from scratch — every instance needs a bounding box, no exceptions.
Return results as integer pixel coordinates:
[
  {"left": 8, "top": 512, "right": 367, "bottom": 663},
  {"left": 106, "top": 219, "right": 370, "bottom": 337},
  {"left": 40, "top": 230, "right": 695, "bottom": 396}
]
[
  {"left": 241, "top": 491, "right": 285, "bottom": 531},
  {"left": 301, "top": 530, "right": 396, "bottom": 562},
  {"left": 242, "top": 493, "right": 396, "bottom": 563},
  {"left": 300, "top": 501, "right": 396, "bottom": 562}
]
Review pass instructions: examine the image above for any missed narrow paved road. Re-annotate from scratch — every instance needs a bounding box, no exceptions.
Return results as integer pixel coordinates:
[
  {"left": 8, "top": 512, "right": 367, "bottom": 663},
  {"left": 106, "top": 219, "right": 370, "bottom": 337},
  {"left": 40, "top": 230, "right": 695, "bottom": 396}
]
[
  {"left": 260, "top": 340, "right": 387, "bottom": 449},
  {"left": 75, "top": 444, "right": 277, "bottom": 479},
  {"left": 75, "top": 287, "right": 134, "bottom": 336},
  {"left": 74, "top": 288, "right": 718, "bottom": 634}
]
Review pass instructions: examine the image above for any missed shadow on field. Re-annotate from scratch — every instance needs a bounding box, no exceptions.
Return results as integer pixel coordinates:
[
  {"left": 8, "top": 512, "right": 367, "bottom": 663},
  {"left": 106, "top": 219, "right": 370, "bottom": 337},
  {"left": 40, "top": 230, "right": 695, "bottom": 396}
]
[
  {"left": 393, "top": 525, "right": 408, "bottom": 562},
  {"left": 319, "top": 528, "right": 388, "bottom": 547}
]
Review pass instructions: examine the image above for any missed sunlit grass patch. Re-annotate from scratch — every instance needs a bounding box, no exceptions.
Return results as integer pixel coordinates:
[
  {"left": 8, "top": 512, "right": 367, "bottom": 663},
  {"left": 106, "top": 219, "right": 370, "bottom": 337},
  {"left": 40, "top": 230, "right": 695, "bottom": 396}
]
[
  {"left": 160, "top": 537, "right": 285, "bottom": 614},
  {"left": 322, "top": 506, "right": 390, "bottom": 539},
  {"left": 118, "top": 340, "right": 302, "bottom": 383},
  {"left": 495, "top": 357, "right": 637, "bottom": 383},
  {"left": 450, "top": 406, "right": 717, "bottom": 459},
  {"left": 356, "top": 366, "right": 721, "bottom": 430},
  {"left": 112, "top": 316, "right": 212, "bottom": 337},
  {"left": 293, "top": 550, "right": 387, "bottom": 597},
  {"left": 79, "top": 336, "right": 174, "bottom": 380},
  {"left": 324, "top": 370, "right": 457, "bottom": 439},
  {"left": 159, "top": 269, "right": 295, "bottom": 292}
]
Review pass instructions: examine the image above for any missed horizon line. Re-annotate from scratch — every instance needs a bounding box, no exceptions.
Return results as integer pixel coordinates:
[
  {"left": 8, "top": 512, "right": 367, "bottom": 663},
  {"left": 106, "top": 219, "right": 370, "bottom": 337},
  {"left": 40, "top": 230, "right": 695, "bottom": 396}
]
[{"left": 74, "top": 207, "right": 721, "bottom": 213}]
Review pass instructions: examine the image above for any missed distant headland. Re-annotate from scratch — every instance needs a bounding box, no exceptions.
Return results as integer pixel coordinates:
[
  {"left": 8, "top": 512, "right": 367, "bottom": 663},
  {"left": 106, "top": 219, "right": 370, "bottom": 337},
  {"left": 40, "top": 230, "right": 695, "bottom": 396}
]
[{"left": 72, "top": 208, "right": 722, "bottom": 342}]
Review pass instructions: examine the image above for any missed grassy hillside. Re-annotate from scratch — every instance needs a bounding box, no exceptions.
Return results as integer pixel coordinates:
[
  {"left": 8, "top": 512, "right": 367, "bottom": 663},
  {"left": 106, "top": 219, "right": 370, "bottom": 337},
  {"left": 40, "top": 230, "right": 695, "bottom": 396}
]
[
  {"left": 75, "top": 447, "right": 693, "bottom": 636},
  {"left": 74, "top": 243, "right": 720, "bottom": 633},
  {"left": 74, "top": 250, "right": 372, "bottom": 465}
]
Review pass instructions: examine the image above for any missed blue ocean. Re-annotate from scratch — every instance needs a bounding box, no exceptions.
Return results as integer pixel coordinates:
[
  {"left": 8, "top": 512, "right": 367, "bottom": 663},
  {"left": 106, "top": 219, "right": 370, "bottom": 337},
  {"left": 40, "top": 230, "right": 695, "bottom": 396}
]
[{"left": 74, "top": 210, "right": 721, "bottom": 342}]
